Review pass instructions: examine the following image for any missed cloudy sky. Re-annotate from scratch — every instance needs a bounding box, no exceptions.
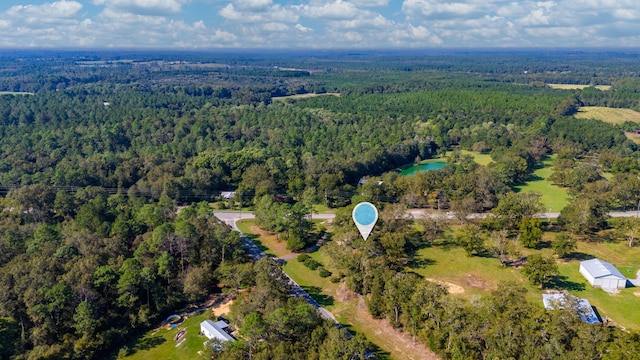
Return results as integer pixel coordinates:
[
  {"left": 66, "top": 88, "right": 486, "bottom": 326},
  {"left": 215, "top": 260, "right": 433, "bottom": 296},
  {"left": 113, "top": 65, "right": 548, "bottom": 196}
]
[{"left": 0, "top": 0, "right": 639, "bottom": 49}]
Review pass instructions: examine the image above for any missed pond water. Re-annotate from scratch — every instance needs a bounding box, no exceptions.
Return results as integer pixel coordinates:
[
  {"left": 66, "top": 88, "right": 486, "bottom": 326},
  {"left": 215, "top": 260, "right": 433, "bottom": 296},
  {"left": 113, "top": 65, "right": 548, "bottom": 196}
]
[{"left": 400, "top": 161, "right": 447, "bottom": 176}]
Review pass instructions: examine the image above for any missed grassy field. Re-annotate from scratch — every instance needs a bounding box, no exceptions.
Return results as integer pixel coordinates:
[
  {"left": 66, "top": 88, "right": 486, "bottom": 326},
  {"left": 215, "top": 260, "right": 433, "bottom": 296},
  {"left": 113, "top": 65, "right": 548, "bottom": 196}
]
[
  {"left": 548, "top": 84, "right": 612, "bottom": 90},
  {"left": 272, "top": 93, "right": 340, "bottom": 101},
  {"left": 459, "top": 149, "right": 494, "bottom": 166},
  {"left": 515, "top": 155, "right": 570, "bottom": 211},
  {"left": 626, "top": 132, "right": 640, "bottom": 144},
  {"left": 0, "top": 91, "right": 34, "bottom": 95},
  {"left": 557, "top": 239, "right": 640, "bottom": 330},
  {"left": 574, "top": 106, "right": 640, "bottom": 125},
  {"left": 122, "top": 312, "right": 214, "bottom": 360},
  {"left": 410, "top": 230, "right": 640, "bottom": 331}
]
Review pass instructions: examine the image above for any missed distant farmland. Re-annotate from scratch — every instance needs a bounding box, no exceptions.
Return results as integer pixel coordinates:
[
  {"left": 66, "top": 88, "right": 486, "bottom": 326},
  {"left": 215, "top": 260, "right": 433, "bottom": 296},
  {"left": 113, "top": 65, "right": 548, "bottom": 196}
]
[
  {"left": 574, "top": 106, "right": 640, "bottom": 125},
  {"left": 547, "top": 84, "right": 611, "bottom": 90},
  {"left": 272, "top": 92, "right": 340, "bottom": 101},
  {"left": 0, "top": 91, "right": 34, "bottom": 95}
]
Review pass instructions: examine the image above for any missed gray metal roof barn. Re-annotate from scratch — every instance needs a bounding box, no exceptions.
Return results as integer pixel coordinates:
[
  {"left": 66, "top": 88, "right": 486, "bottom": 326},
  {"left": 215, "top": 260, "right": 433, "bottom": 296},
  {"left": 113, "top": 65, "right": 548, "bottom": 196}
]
[{"left": 579, "top": 258, "right": 626, "bottom": 290}]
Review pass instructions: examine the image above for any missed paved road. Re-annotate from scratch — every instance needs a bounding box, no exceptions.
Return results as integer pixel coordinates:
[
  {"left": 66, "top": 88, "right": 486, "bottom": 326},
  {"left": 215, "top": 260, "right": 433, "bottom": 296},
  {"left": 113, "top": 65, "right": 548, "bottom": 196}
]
[
  {"left": 215, "top": 209, "right": 640, "bottom": 225},
  {"left": 213, "top": 212, "right": 338, "bottom": 324}
]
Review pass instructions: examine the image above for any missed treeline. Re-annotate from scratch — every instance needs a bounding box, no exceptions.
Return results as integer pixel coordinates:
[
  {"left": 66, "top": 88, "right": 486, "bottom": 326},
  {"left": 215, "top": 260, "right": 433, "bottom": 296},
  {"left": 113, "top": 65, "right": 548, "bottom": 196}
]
[{"left": 0, "top": 185, "right": 248, "bottom": 359}]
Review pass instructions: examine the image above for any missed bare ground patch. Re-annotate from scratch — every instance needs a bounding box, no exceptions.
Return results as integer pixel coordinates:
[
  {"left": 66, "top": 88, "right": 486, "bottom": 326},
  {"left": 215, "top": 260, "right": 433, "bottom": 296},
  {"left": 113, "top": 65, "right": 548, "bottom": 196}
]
[
  {"left": 425, "top": 278, "right": 465, "bottom": 294},
  {"left": 248, "top": 225, "right": 292, "bottom": 257},
  {"left": 336, "top": 282, "right": 359, "bottom": 302},
  {"left": 353, "top": 298, "right": 440, "bottom": 360},
  {"left": 464, "top": 273, "right": 496, "bottom": 291},
  {"left": 211, "top": 298, "right": 235, "bottom": 317}
]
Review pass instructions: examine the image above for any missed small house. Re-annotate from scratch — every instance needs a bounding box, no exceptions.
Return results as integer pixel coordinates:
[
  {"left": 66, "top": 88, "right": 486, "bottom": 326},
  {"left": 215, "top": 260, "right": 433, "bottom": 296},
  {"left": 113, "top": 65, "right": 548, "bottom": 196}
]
[
  {"left": 200, "top": 320, "right": 235, "bottom": 343},
  {"left": 579, "top": 258, "right": 626, "bottom": 289}
]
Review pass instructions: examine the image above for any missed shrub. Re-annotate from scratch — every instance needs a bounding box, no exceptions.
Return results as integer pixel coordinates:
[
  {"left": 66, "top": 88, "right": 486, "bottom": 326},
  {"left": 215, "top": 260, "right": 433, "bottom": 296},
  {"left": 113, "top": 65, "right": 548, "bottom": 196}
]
[
  {"left": 319, "top": 268, "right": 332, "bottom": 278},
  {"left": 329, "top": 276, "right": 341, "bottom": 283},
  {"left": 303, "top": 258, "right": 320, "bottom": 270},
  {"left": 297, "top": 254, "right": 310, "bottom": 263}
]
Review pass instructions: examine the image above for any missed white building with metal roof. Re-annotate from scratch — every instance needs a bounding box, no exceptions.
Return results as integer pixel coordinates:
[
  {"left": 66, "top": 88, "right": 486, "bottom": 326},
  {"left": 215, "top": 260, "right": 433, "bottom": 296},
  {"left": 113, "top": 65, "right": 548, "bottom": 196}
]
[
  {"left": 200, "top": 320, "right": 235, "bottom": 343},
  {"left": 579, "top": 258, "right": 626, "bottom": 289},
  {"left": 542, "top": 293, "right": 600, "bottom": 324}
]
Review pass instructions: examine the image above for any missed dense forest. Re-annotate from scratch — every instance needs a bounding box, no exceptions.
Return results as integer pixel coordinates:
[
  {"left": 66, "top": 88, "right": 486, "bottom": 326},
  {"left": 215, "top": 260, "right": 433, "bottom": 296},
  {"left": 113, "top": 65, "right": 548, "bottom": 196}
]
[{"left": 1, "top": 49, "right": 640, "bottom": 359}]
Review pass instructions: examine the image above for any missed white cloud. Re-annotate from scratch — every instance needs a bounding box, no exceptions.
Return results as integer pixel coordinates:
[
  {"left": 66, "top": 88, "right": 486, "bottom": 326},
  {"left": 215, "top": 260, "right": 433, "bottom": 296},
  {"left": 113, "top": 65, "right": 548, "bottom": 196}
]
[
  {"left": 295, "top": 23, "right": 313, "bottom": 32},
  {"left": 331, "top": 13, "right": 391, "bottom": 29},
  {"left": 299, "top": 0, "right": 360, "bottom": 19},
  {"left": 350, "top": 0, "right": 389, "bottom": 7},
  {"left": 6, "top": 1, "right": 83, "bottom": 24},
  {"left": 234, "top": 0, "right": 273, "bottom": 10},
  {"left": 402, "top": 0, "right": 479, "bottom": 18},
  {"left": 262, "top": 22, "right": 289, "bottom": 32},
  {"left": 219, "top": 3, "right": 299, "bottom": 23},
  {"left": 92, "top": 0, "right": 188, "bottom": 15}
]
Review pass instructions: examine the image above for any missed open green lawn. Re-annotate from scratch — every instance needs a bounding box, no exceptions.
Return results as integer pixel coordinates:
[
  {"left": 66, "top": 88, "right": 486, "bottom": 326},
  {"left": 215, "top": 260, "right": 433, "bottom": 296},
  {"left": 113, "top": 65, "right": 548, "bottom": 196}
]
[
  {"left": 122, "top": 312, "right": 213, "bottom": 360},
  {"left": 459, "top": 150, "right": 494, "bottom": 166},
  {"left": 410, "top": 230, "right": 640, "bottom": 331},
  {"left": 515, "top": 155, "right": 570, "bottom": 211}
]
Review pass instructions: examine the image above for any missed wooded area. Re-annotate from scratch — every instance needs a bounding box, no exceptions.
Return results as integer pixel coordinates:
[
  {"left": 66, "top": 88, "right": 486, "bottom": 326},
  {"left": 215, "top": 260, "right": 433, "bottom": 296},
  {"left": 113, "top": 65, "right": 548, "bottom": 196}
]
[{"left": 1, "top": 49, "right": 640, "bottom": 359}]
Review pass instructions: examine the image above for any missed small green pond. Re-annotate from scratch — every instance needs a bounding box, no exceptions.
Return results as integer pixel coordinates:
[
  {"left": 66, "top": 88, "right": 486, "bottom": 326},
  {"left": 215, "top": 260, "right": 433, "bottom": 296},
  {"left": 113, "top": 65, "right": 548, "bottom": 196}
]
[{"left": 400, "top": 161, "right": 447, "bottom": 176}]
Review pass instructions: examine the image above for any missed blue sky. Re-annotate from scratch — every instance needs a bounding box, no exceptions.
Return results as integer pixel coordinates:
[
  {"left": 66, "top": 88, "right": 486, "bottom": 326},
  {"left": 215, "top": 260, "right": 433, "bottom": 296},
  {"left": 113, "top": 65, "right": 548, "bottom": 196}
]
[{"left": 0, "top": 0, "right": 639, "bottom": 49}]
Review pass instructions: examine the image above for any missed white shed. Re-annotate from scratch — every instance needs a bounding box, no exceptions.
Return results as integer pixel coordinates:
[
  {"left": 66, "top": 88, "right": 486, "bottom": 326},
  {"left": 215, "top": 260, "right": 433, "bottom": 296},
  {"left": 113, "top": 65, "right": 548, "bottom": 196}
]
[
  {"left": 200, "top": 320, "right": 235, "bottom": 343},
  {"left": 579, "top": 258, "right": 626, "bottom": 289}
]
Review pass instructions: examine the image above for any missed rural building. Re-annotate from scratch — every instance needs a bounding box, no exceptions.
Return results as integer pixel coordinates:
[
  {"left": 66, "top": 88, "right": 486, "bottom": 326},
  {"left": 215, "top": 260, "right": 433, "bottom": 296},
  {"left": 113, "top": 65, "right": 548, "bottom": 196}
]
[
  {"left": 200, "top": 320, "right": 235, "bottom": 343},
  {"left": 220, "top": 191, "right": 235, "bottom": 200},
  {"left": 542, "top": 293, "right": 600, "bottom": 324},
  {"left": 579, "top": 258, "right": 626, "bottom": 289}
]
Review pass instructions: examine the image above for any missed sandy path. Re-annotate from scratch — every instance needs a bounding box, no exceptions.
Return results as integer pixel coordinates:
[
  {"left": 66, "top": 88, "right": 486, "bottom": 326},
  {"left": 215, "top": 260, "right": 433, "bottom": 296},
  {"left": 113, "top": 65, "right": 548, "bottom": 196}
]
[{"left": 353, "top": 298, "right": 440, "bottom": 360}]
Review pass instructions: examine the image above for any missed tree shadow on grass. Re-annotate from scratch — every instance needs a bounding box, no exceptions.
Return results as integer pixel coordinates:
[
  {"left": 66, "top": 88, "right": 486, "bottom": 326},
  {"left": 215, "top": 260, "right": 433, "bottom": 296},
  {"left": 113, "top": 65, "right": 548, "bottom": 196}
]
[
  {"left": 563, "top": 252, "right": 594, "bottom": 261},
  {"left": 244, "top": 233, "right": 273, "bottom": 255},
  {"left": 407, "top": 257, "right": 436, "bottom": 269},
  {"left": 548, "top": 275, "right": 586, "bottom": 291},
  {"left": 338, "top": 324, "right": 392, "bottom": 360},
  {"left": 301, "top": 286, "right": 334, "bottom": 307},
  {"left": 132, "top": 335, "right": 166, "bottom": 353},
  {"left": 537, "top": 240, "right": 552, "bottom": 249}
]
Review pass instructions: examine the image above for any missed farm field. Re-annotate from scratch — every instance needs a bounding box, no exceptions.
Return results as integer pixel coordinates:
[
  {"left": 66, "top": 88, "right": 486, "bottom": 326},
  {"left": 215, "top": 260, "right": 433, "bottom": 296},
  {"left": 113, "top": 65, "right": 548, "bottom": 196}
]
[
  {"left": 548, "top": 84, "right": 612, "bottom": 90},
  {"left": 0, "top": 91, "right": 34, "bottom": 95},
  {"left": 574, "top": 106, "right": 640, "bottom": 125},
  {"left": 627, "top": 132, "right": 640, "bottom": 144},
  {"left": 515, "top": 155, "right": 570, "bottom": 211},
  {"left": 272, "top": 92, "right": 340, "bottom": 101}
]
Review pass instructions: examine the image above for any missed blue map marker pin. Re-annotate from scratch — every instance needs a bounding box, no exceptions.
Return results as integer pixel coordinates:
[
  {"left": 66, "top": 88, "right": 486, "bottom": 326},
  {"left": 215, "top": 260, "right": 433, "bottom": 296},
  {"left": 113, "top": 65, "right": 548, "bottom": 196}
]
[{"left": 352, "top": 202, "right": 378, "bottom": 241}]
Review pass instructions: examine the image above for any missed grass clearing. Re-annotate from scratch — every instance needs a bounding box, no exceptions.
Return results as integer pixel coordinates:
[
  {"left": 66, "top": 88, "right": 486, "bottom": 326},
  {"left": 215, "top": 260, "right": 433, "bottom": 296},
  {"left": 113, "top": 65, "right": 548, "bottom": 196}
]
[
  {"left": 0, "top": 91, "right": 34, "bottom": 95},
  {"left": 515, "top": 154, "right": 570, "bottom": 211},
  {"left": 123, "top": 311, "right": 218, "bottom": 360},
  {"left": 272, "top": 93, "right": 340, "bottom": 101},
  {"left": 625, "top": 132, "right": 640, "bottom": 144},
  {"left": 410, "top": 228, "right": 640, "bottom": 331},
  {"left": 556, "top": 239, "right": 640, "bottom": 330},
  {"left": 459, "top": 149, "right": 494, "bottom": 166},
  {"left": 548, "top": 84, "right": 611, "bottom": 90},
  {"left": 574, "top": 106, "right": 640, "bottom": 125}
]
